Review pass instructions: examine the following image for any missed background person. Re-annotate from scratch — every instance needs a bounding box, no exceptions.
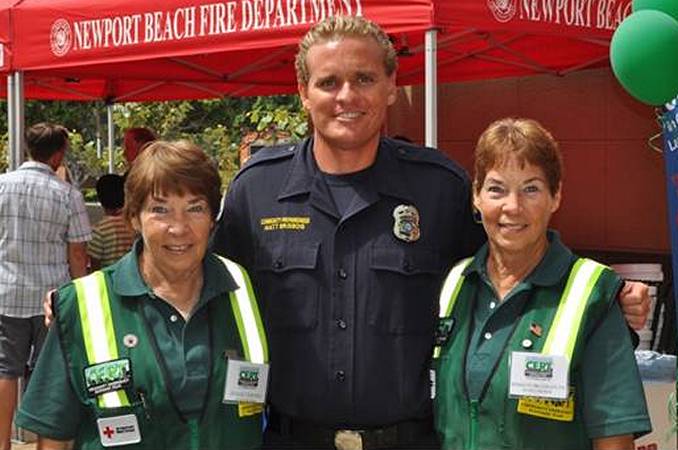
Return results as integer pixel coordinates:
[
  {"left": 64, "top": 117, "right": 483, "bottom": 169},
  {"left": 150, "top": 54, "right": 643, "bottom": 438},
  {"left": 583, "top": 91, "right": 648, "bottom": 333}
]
[
  {"left": 0, "top": 123, "right": 91, "bottom": 450},
  {"left": 87, "top": 174, "right": 136, "bottom": 270},
  {"left": 123, "top": 127, "right": 156, "bottom": 165},
  {"left": 434, "top": 118, "right": 651, "bottom": 450},
  {"left": 16, "top": 141, "right": 267, "bottom": 450},
  {"left": 214, "top": 16, "right": 649, "bottom": 450}
]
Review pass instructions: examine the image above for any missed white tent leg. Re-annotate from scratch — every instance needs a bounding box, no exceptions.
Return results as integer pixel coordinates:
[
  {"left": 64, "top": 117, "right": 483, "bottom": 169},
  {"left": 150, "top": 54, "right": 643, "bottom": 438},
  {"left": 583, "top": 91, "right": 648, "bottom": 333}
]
[
  {"left": 7, "top": 71, "right": 24, "bottom": 170},
  {"left": 7, "top": 73, "right": 15, "bottom": 171},
  {"left": 425, "top": 29, "right": 437, "bottom": 149},
  {"left": 107, "top": 104, "right": 114, "bottom": 173}
]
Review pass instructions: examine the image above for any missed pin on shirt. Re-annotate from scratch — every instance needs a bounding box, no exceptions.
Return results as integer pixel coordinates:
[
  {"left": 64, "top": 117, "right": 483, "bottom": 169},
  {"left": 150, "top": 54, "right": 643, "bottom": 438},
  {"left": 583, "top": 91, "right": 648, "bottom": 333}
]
[{"left": 392, "top": 204, "right": 421, "bottom": 243}]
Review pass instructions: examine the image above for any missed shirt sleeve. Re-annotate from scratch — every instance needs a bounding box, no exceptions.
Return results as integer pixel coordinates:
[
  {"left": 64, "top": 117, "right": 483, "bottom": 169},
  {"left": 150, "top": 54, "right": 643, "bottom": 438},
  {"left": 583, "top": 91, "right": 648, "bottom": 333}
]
[
  {"left": 580, "top": 300, "right": 652, "bottom": 439},
  {"left": 15, "top": 324, "right": 85, "bottom": 440},
  {"left": 66, "top": 187, "right": 92, "bottom": 243}
]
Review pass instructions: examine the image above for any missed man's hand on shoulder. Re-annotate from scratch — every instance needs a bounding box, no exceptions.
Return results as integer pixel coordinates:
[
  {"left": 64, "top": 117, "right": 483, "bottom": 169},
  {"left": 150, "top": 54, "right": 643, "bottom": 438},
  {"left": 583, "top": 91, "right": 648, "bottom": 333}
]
[{"left": 618, "top": 281, "right": 650, "bottom": 331}]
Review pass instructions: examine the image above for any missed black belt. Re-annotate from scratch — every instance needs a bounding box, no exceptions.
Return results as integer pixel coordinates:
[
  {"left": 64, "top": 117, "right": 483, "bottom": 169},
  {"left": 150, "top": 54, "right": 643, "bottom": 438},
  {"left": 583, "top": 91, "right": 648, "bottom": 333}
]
[{"left": 267, "top": 409, "right": 434, "bottom": 450}]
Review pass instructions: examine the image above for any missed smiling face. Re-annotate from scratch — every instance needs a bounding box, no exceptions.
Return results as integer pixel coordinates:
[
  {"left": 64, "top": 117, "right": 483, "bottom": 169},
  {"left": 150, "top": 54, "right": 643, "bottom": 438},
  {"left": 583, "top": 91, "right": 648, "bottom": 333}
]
[
  {"left": 298, "top": 36, "right": 397, "bottom": 163},
  {"left": 132, "top": 191, "right": 214, "bottom": 279},
  {"left": 473, "top": 157, "right": 561, "bottom": 257}
]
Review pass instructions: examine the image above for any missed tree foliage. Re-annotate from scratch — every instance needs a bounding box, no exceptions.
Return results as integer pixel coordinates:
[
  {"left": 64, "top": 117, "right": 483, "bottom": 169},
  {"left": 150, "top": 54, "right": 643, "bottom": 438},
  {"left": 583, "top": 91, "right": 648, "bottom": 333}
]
[{"left": 0, "top": 95, "right": 308, "bottom": 191}]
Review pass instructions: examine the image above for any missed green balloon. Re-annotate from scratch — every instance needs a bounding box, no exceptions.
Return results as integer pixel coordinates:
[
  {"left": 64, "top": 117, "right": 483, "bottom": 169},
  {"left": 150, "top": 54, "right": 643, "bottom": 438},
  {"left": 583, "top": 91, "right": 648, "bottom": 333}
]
[
  {"left": 633, "top": 0, "right": 678, "bottom": 21},
  {"left": 610, "top": 10, "right": 678, "bottom": 105}
]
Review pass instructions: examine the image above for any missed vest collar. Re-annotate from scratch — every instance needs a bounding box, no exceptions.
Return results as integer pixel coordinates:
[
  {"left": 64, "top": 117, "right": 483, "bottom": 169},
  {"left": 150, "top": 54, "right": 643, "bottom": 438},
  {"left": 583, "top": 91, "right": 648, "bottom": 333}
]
[
  {"left": 464, "top": 230, "right": 574, "bottom": 288},
  {"left": 111, "top": 240, "right": 238, "bottom": 302}
]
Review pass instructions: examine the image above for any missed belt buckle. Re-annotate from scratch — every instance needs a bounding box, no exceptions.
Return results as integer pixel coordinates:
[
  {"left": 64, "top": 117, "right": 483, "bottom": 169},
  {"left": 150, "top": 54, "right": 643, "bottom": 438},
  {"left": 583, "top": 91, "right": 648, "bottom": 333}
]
[{"left": 334, "top": 430, "right": 363, "bottom": 450}]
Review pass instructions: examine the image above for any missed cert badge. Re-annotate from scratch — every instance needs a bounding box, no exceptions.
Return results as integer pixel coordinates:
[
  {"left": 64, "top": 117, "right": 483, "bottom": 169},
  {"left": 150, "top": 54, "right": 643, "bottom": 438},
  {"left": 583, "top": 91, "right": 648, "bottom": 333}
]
[
  {"left": 97, "top": 414, "right": 142, "bottom": 447},
  {"left": 84, "top": 358, "right": 132, "bottom": 398},
  {"left": 392, "top": 205, "right": 421, "bottom": 243},
  {"left": 223, "top": 359, "right": 269, "bottom": 405},
  {"left": 509, "top": 352, "right": 569, "bottom": 400},
  {"left": 434, "top": 317, "right": 455, "bottom": 347}
]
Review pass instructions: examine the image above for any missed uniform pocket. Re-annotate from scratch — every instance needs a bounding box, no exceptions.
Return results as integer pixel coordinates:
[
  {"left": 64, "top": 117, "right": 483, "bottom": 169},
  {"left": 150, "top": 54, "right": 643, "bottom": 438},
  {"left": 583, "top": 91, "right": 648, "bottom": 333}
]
[
  {"left": 254, "top": 242, "right": 320, "bottom": 332},
  {"left": 368, "top": 246, "right": 444, "bottom": 334}
]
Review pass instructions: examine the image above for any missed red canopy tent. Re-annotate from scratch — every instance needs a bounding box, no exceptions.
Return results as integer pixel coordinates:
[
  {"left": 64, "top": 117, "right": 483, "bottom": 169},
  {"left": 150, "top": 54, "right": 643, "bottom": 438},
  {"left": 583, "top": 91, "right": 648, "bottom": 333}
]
[
  {"left": 3, "top": 0, "right": 629, "bottom": 100},
  {"left": 2, "top": 0, "right": 631, "bottom": 166}
]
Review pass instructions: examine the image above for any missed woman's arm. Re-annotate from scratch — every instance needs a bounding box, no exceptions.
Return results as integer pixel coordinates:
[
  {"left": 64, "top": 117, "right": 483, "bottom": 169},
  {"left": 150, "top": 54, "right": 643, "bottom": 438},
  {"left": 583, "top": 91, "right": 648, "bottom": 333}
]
[
  {"left": 37, "top": 437, "right": 74, "bottom": 450},
  {"left": 592, "top": 434, "right": 634, "bottom": 450}
]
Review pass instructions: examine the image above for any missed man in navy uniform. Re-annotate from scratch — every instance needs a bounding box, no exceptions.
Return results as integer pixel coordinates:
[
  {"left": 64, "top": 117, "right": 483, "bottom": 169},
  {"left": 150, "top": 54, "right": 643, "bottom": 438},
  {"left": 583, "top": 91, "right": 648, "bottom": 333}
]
[{"left": 214, "top": 15, "right": 649, "bottom": 450}]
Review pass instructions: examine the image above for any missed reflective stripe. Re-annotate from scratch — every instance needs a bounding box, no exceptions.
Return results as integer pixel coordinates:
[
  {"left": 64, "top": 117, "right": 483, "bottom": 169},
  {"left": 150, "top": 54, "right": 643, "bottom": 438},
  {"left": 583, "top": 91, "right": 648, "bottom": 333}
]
[
  {"left": 433, "top": 257, "right": 473, "bottom": 358},
  {"left": 542, "top": 258, "right": 606, "bottom": 361},
  {"left": 73, "top": 272, "right": 130, "bottom": 408},
  {"left": 217, "top": 256, "right": 269, "bottom": 364},
  {"left": 438, "top": 257, "right": 474, "bottom": 318}
]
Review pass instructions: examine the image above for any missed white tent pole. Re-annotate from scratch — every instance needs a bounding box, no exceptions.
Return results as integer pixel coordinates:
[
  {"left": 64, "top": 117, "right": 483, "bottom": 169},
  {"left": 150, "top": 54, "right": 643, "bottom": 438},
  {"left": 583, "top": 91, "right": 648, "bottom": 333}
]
[
  {"left": 7, "top": 73, "right": 15, "bottom": 171},
  {"left": 107, "top": 104, "right": 114, "bottom": 173},
  {"left": 425, "top": 29, "right": 437, "bottom": 149},
  {"left": 14, "top": 72, "right": 25, "bottom": 168}
]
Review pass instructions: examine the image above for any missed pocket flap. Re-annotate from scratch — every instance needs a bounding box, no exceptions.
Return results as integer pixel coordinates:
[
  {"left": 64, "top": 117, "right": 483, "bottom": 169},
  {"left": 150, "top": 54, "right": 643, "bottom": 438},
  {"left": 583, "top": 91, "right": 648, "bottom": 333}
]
[
  {"left": 370, "top": 246, "right": 443, "bottom": 275},
  {"left": 255, "top": 242, "right": 320, "bottom": 273}
]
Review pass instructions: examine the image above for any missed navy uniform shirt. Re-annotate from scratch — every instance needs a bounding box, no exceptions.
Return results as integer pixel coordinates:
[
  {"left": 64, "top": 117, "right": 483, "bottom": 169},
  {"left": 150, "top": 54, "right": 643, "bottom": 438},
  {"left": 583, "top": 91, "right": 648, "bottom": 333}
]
[{"left": 213, "top": 137, "right": 483, "bottom": 427}]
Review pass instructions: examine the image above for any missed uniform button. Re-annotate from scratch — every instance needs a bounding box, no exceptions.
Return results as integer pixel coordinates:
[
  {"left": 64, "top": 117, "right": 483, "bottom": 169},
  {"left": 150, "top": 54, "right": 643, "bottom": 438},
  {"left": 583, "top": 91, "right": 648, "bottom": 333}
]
[
  {"left": 484, "top": 332, "right": 492, "bottom": 340},
  {"left": 489, "top": 301, "right": 496, "bottom": 310},
  {"left": 337, "top": 319, "right": 347, "bottom": 329},
  {"left": 338, "top": 268, "right": 348, "bottom": 279},
  {"left": 402, "top": 260, "right": 412, "bottom": 272},
  {"left": 335, "top": 370, "right": 345, "bottom": 381},
  {"left": 169, "top": 314, "right": 179, "bottom": 323},
  {"left": 273, "top": 259, "right": 283, "bottom": 269}
]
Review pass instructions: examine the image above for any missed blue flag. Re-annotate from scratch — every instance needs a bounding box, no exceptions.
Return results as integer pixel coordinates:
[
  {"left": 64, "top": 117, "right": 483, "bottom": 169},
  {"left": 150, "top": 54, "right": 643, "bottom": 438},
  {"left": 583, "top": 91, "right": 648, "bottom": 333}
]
[{"left": 660, "top": 99, "right": 678, "bottom": 329}]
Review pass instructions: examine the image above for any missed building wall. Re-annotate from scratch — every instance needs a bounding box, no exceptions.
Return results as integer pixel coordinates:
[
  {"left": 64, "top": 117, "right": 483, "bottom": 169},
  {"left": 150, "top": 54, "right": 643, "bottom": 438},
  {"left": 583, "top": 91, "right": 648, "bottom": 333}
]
[{"left": 387, "top": 68, "right": 669, "bottom": 254}]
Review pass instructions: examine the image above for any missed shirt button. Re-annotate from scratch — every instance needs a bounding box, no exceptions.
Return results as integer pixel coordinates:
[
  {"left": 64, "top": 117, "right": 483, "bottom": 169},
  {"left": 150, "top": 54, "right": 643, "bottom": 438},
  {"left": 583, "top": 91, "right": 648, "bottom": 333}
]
[
  {"left": 337, "top": 268, "right": 348, "bottom": 280},
  {"left": 335, "top": 370, "right": 345, "bottom": 381},
  {"left": 169, "top": 314, "right": 179, "bottom": 323},
  {"left": 484, "top": 332, "right": 492, "bottom": 340},
  {"left": 489, "top": 301, "right": 496, "bottom": 310},
  {"left": 273, "top": 259, "right": 283, "bottom": 269},
  {"left": 337, "top": 319, "right": 347, "bottom": 329}
]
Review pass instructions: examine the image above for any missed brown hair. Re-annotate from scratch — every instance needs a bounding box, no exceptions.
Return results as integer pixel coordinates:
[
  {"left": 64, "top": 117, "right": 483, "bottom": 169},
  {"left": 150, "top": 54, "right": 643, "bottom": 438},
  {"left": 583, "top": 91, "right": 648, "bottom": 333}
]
[
  {"left": 124, "top": 140, "right": 222, "bottom": 222},
  {"left": 474, "top": 118, "right": 563, "bottom": 196},
  {"left": 25, "top": 122, "right": 69, "bottom": 162},
  {"left": 295, "top": 15, "right": 397, "bottom": 85}
]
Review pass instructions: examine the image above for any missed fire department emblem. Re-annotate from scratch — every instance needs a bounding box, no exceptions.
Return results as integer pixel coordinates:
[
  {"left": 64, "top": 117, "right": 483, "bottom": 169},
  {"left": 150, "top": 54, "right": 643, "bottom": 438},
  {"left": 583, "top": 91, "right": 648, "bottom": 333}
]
[
  {"left": 50, "top": 19, "right": 72, "bottom": 57},
  {"left": 487, "top": 0, "right": 517, "bottom": 23},
  {"left": 392, "top": 204, "right": 421, "bottom": 243}
]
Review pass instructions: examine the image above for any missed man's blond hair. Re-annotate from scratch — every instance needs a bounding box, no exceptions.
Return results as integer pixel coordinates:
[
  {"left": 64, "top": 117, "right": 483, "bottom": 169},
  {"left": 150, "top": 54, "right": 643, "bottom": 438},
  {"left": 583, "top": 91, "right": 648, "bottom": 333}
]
[{"left": 295, "top": 15, "right": 398, "bottom": 85}]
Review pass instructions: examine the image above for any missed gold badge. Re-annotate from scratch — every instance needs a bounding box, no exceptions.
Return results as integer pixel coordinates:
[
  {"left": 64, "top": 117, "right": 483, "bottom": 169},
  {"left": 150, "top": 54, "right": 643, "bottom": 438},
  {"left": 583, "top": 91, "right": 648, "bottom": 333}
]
[{"left": 392, "top": 205, "right": 421, "bottom": 243}]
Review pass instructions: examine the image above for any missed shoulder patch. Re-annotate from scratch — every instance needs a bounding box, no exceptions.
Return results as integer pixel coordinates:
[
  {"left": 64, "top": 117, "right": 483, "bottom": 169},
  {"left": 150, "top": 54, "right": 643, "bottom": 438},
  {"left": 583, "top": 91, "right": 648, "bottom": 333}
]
[{"left": 385, "top": 137, "right": 470, "bottom": 183}]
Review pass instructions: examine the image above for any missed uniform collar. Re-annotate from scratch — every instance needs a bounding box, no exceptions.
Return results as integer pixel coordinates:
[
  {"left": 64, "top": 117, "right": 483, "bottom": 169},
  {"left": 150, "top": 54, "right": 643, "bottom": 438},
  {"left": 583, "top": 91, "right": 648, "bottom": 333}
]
[
  {"left": 277, "top": 137, "right": 414, "bottom": 204},
  {"left": 464, "top": 230, "right": 573, "bottom": 287},
  {"left": 111, "top": 240, "right": 238, "bottom": 302}
]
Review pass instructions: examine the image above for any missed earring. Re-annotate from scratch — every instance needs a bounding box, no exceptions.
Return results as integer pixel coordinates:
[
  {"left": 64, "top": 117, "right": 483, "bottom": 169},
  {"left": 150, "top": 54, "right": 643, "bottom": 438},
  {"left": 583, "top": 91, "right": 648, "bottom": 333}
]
[{"left": 473, "top": 207, "right": 483, "bottom": 224}]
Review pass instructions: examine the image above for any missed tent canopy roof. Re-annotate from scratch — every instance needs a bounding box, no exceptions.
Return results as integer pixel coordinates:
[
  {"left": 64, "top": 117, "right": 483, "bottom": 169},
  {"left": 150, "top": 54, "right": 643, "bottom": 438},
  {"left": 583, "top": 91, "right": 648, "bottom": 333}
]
[{"left": 2, "top": 0, "right": 630, "bottom": 101}]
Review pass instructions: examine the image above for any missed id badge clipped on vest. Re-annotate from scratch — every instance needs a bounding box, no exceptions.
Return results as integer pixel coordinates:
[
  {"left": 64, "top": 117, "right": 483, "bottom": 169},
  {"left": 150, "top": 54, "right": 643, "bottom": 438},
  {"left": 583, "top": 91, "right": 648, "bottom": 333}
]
[
  {"left": 223, "top": 358, "right": 269, "bottom": 417},
  {"left": 509, "top": 352, "right": 575, "bottom": 422}
]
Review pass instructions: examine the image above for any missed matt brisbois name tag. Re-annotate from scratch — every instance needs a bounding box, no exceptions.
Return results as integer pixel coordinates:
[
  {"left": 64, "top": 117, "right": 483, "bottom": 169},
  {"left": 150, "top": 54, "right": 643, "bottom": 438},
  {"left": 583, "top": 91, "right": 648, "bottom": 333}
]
[
  {"left": 509, "top": 352, "right": 569, "bottom": 400},
  {"left": 97, "top": 414, "right": 142, "bottom": 447},
  {"left": 223, "top": 359, "right": 269, "bottom": 404}
]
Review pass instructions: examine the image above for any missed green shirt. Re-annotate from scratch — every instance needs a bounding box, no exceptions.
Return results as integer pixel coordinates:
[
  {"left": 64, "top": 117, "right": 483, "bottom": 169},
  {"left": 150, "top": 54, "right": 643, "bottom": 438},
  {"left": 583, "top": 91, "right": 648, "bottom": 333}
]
[
  {"left": 16, "top": 241, "right": 238, "bottom": 440},
  {"left": 461, "top": 231, "right": 650, "bottom": 438}
]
